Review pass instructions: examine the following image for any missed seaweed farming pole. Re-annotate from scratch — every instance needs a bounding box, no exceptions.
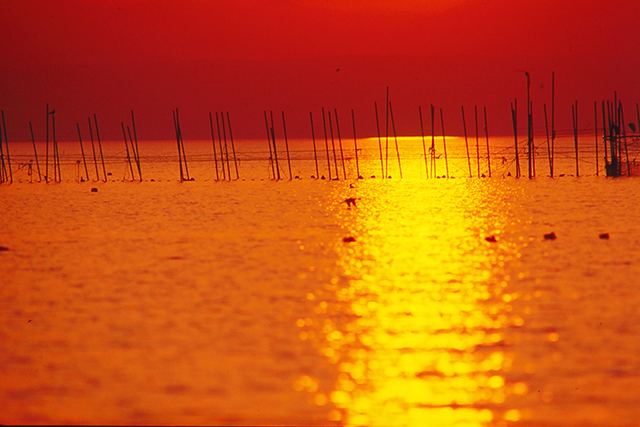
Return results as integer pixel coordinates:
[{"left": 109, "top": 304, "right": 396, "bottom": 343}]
[
  {"left": 264, "top": 111, "right": 275, "bottom": 179},
  {"left": 127, "top": 126, "right": 142, "bottom": 182},
  {"left": 88, "top": 118, "right": 99, "bottom": 181},
  {"left": 385, "top": 86, "right": 389, "bottom": 178},
  {"left": 0, "top": 112, "right": 6, "bottom": 183},
  {"left": 130, "top": 111, "right": 142, "bottom": 181},
  {"left": 419, "top": 106, "right": 429, "bottom": 178},
  {"left": 601, "top": 101, "right": 609, "bottom": 175},
  {"left": 209, "top": 113, "right": 220, "bottom": 181},
  {"left": 594, "top": 102, "right": 599, "bottom": 176},
  {"left": 226, "top": 112, "right": 239, "bottom": 180},
  {"left": 45, "top": 104, "right": 49, "bottom": 182},
  {"left": 52, "top": 112, "right": 60, "bottom": 182},
  {"left": 321, "top": 108, "right": 332, "bottom": 180},
  {"left": 524, "top": 71, "right": 532, "bottom": 179},
  {"left": 172, "top": 109, "right": 184, "bottom": 182},
  {"left": 374, "top": 102, "right": 384, "bottom": 178},
  {"left": 334, "top": 109, "right": 347, "bottom": 180},
  {"left": 431, "top": 105, "right": 436, "bottom": 178},
  {"left": 0, "top": 111, "right": 11, "bottom": 183},
  {"left": 544, "top": 104, "right": 552, "bottom": 177},
  {"left": 551, "top": 72, "right": 556, "bottom": 175},
  {"left": 461, "top": 106, "right": 472, "bottom": 178},
  {"left": 440, "top": 108, "right": 449, "bottom": 178},
  {"left": 94, "top": 114, "right": 107, "bottom": 182},
  {"left": 309, "top": 112, "right": 319, "bottom": 179},
  {"left": 216, "top": 112, "right": 226, "bottom": 181},
  {"left": 474, "top": 105, "right": 480, "bottom": 178},
  {"left": 29, "top": 122, "right": 42, "bottom": 182},
  {"left": 178, "top": 110, "right": 190, "bottom": 180},
  {"left": 484, "top": 107, "right": 491, "bottom": 177},
  {"left": 389, "top": 102, "right": 402, "bottom": 179},
  {"left": 77, "top": 123, "right": 90, "bottom": 182},
  {"left": 511, "top": 101, "right": 521, "bottom": 178},
  {"left": 621, "top": 102, "right": 630, "bottom": 176},
  {"left": 531, "top": 101, "right": 536, "bottom": 177},
  {"left": 571, "top": 101, "right": 579, "bottom": 177},
  {"left": 269, "top": 111, "right": 281, "bottom": 180},
  {"left": 221, "top": 111, "right": 232, "bottom": 180},
  {"left": 281, "top": 111, "right": 293, "bottom": 180},
  {"left": 328, "top": 111, "right": 339, "bottom": 179},
  {"left": 121, "top": 122, "right": 135, "bottom": 181},
  {"left": 351, "top": 109, "right": 361, "bottom": 179}
]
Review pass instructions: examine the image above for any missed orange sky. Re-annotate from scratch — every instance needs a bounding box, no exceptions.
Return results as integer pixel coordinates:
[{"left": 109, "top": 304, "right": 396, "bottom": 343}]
[{"left": 1, "top": 0, "right": 639, "bottom": 141}]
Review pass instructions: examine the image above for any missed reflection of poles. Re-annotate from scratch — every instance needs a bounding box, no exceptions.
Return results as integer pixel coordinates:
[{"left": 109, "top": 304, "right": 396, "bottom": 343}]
[
  {"left": 440, "top": 108, "right": 449, "bottom": 178},
  {"left": 45, "top": 104, "right": 49, "bottom": 182},
  {"left": 351, "top": 109, "right": 361, "bottom": 179},
  {"left": 461, "top": 106, "right": 472, "bottom": 178},
  {"left": 389, "top": 102, "right": 402, "bottom": 179},
  {"left": 269, "top": 111, "right": 280, "bottom": 180},
  {"left": 52, "top": 112, "right": 60, "bottom": 182},
  {"left": 309, "top": 112, "right": 319, "bottom": 179},
  {"left": 30, "top": 122, "right": 42, "bottom": 182},
  {"left": 374, "top": 102, "right": 384, "bottom": 179},
  {"left": 77, "top": 123, "right": 90, "bottom": 182},
  {"left": 419, "top": 106, "right": 428, "bottom": 178}
]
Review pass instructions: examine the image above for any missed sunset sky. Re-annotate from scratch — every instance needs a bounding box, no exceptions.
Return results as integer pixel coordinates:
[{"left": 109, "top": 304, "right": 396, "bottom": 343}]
[{"left": 1, "top": 0, "right": 639, "bottom": 141}]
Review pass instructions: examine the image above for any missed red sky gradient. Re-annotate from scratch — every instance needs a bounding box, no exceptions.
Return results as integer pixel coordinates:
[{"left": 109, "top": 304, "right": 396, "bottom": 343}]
[{"left": 1, "top": 0, "right": 640, "bottom": 141}]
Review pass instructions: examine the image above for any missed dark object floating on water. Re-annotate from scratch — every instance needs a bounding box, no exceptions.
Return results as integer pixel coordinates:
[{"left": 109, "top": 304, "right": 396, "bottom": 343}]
[
  {"left": 370, "top": 175, "right": 376, "bottom": 179},
  {"left": 544, "top": 232, "right": 557, "bottom": 240},
  {"left": 107, "top": 172, "right": 112, "bottom": 176},
  {"left": 599, "top": 233, "right": 610, "bottom": 239},
  {"left": 91, "top": 188, "right": 98, "bottom": 192},
  {"left": 321, "top": 175, "right": 326, "bottom": 180},
  {"left": 344, "top": 197, "right": 357, "bottom": 208},
  {"left": 0, "top": 246, "right": 9, "bottom": 251},
  {"left": 485, "top": 235, "right": 497, "bottom": 242},
  {"left": 358, "top": 175, "right": 364, "bottom": 179},
  {"left": 349, "top": 184, "right": 355, "bottom": 188},
  {"left": 343, "top": 236, "right": 356, "bottom": 243}
]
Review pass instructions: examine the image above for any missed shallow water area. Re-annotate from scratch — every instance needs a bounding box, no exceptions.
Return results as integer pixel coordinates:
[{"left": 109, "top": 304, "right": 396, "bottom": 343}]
[{"left": 2, "top": 140, "right": 640, "bottom": 426}]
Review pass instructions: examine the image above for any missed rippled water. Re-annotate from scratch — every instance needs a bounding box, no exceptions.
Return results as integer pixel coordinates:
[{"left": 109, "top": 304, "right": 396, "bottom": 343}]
[{"left": 2, "top": 139, "right": 640, "bottom": 426}]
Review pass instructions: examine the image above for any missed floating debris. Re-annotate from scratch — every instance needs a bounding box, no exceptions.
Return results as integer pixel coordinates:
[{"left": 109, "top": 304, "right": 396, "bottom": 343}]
[
  {"left": 91, "top": 188, "right": 98, "bottom": 192},
  {"left": 344, "top": 197, "right": 357, "bottom": 208},
  {"left": 599, "top": 233, "right": 610, "bottom": 239},
  {"left": 544, "top": 232, "right": 557, "bottom": 240},
  {"left": 485, "top": 235, "right": 497, "bottom": 242},
  {"left": 343, "top": 236, "right": 356, "bottom": 243}
]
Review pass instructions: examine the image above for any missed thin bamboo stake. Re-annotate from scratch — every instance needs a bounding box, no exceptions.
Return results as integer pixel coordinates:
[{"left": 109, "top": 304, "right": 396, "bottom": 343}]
[
  {"left": 475, "top": 105, "right": 480, "bottom": 178},
  {"left": 216, "top": 112, "right": 226, "bottom": 180},
  {"left": 621, "top": 102, "right": 630, "bottom": 176},
  {"left": 270, "top": 111, "right": 281, "bottom": 180},
  {"left": 209, "top": 113, "right": 220, "bottom": 181},
  {"left": 544, "top": 104, "right": 551, "bottom": 177},
  {"left": 0, "top": 111, "right": 11, "bottom": 183},
  {"left": 77, "top": 123, "right": 90, "bottom": 182},
  {"left": 531, "top": 101, "right": 536, "bottom": 177},
  {"left": 88, "top": 118, "right": 99, "bottom": 181},
  {"left": 484, "top": 107, "right": 491, "bottom": 177},
  {"left": 551, "top": 72, "right": 556, "bottom": 175},
  {"left": 328, "top": 111, "right": 339, "bottom": 179},
  {"left": 173, "top": 110, "right": 184, "bottom": 181},
  {"left": 177, "top": 109, "right": 190, "bottom": 180},
  {"left": 0, "top": 113, "right": 6, "bottom": 183},
  {"left": 511, "top": 100, "right": 521, "bottom": 178},
  {"left": 572, "top": 101, "right": 579, "bottom": 177},
  {"left": 334, "top": 109, "right": 347, "bottom": 180},
  {"left": 129, "top": 112, "right": 142, "bottom": 181},
  {"left": 431, "top": 105, "right": 436, "bottom": 178},
  {"left": 127, "top": 126, "right": 141, "bottom": 180},
  {"left": 52, "top": 113, "right": 60, "bottom": 182},
  {"left": 221, "top": 111, "right": 231, "bottom": 181},
  {"left": 419, "top": 106, "right": 429, "bottom": 178},
  {"left": 226, "top": 112, "right": 239, "bottom": 180},
  {"left": 309, "top": 112, "right": 319, "bottom": 179},
  {"left": 594, "top": 101, "right": 599, "bottom": 176},
  {"left": 29, "top": 122, "right": 42, "bottom": 182},
  {"left": 385, "top": 86, "right": 389, "bottom": 178},
  {"left": 351, "top": 109, "right": 361, "bottom": 179},
  {"left": 461, "top": 106, "right": 472, "bottom": 178},
  {"left": 602, "top": 101, "right": 609, "bottom": 174},
  {"left": 440, "top": 108, "right": 449, "bottom": 178},
  {"left": 94, "top": 114, "right": 107, "bottom": 182},
  {"left": 374, "top": 102, "right": 384, "bottom": 179},
  {"left": 45, "top": 104, "right": 49, "bottom": 182},
  {"left": 389, "top": 102, "right": 402, "bottom": 179},
  {"left": 321, "top": 107, "right": 332, "bottom": 180},
  {"left": 281, "top": 111, "right": 293, "bottom": 180},
  {"left": 264, "top": 111, "right": 274, "bottom": 179},
  {"left": 525, "top": 72, "right": 532, "bottom": 179},
  {"left": 121, "top": 122, "right": 135, "bottom": 181}
]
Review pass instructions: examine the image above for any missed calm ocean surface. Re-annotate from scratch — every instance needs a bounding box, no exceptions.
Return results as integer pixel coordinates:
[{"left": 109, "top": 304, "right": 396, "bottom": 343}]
[{"left": 1, "top": 138, "right": 640, "bottom": 426}]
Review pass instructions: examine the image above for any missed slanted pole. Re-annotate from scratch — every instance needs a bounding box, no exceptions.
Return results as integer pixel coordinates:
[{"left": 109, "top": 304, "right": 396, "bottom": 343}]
[
  {"left": 440, "top": 108, "right": 449, "bottom": 178},
  {"left": 419, "top": 106, "right": 429, "bottom": 178},
  {"left": 94, "top": 114, "right": 107, "bottom": 182},
  {"left": 172, "top": 110, "right": 184, "bottom": 182},
  {"left": 226, "top": 112, "right": 239, "bottom": 180},
  {"left": 264, "top": 111, "right": 275, "bottom": 179},
  {"left": 309, "top": 112, "right": 319, "bottom": 179},
  {"left": 389, "top": 102, "right": 402, "bottom": 179},
  {"left": 216, "top": 112, "right": 226, "bottom": 180},
  {"left": 77, "top": 123, "right": 90, "bottom": 181},
  {"left": 351, "top": 109, "right": 361, "bottom": 179},
  {"left": 334, "top": 109, "right": 347, "bottom": 180},
  {"left": 281, "top": 111, "right": 293, "bottom": 180},
  {"left": 374, "top": 102, "right": 384, "bottom": 178},
  {"left": 30, "top": 122, "right": 42, "bottom": 182},
  {"left": 484, "top": 106, "right": 491, "bottom": 177},
  {"left": 209, "top": 113, "right": 220, "bottom": 181},
  {"left": 544, "top": 104, "right": 552, "bottom": 177},
  {"left": 461, "top": 106, "right": 472, "bottom": 178},
  {"left": 321, "top": 107, "right": 331, "bottom": 180}
]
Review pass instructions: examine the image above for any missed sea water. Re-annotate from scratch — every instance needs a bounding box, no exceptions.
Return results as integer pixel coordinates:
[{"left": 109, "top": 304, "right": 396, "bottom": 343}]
[{"left": 1, "top": 138, "right": 640, "bottom": 426}]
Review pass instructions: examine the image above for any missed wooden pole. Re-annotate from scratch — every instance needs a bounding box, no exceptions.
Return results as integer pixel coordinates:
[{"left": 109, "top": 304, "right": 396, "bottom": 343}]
[
  {"left": 45, "top": 104, "right": 49, "bottom": 182},
  {"left": 320, "top": 108, "right": 331, "bottom": 180},
  {"left": 334, "top": 109, "right": 347, "bottom": 180},
  {"left": 94, "top": 114, "right": 107, "bottom": 182},
  {"left": 440, "top": 108, "right": 449, "bottom": 178},
  {"left": 52, "top": 113, "right": 60, "bottom": 182},
  {"left": 281, "top": 111, "right": 293, "bottom": 180},
  {"left": 221, "top": 111, "right": 232, "bottom": 180},
  {"left": 264, "top": 111, "right": 275, "bottom": 179},
  {"left": 209, "top": 113, "right": 220, "bottom": 181},
  {"left": 551, "top": 72, "right": 556, "bottom": 176},
  {"left": 172, "top": 110, "right": 184, "bottom": 181},
  {"left": 309, "top": 112, "right": 319, "bottom": 179},
  {"left": 474, "top": 105, "right": 480, "bottom": 178},
  {"left": 374, "top": 102, "right": 384, "bottom": 179},
  {"left": 602, "top": 101, "right": 609, "bottom": 175},
  {"left": 0, "top": 111, "right": 11, "bottom": 183},
  {"left": 419, "top": 106, "right": 429, "bottom": 178},
  {"left": 531, "top": 100, "right": 536, "bottom": 177},
  {"left": 511, "top": 100, "right": 521, "bottom": 178},
  {"left": 226, "top": 112, "right": 239, "bottom": 180},
  {"left": 130, "top": 112, "right": 142, "bottom": 181},
  {"left": 572, "top": 101, "right": 579, "bottom": 177},
  {"left": 87, "top": 118, "right": 99, "bottom": 181},
  {"left": 385, "top": 86, "right": 389, "bottom": 178},
  {"left": 29, "top": 121, "right": 42, "bottom": 182},
  {"left": 215, "top": 112, "right": 226, "bottom": 180},
  {"left": 461, "top": 106, "right": 472, "bottom": 178},
  {"left": 177, "top": 109, "right": 190, "bottom": 180},
  {"left": 621, "top": 102, "right": 630, "bottom": 176},
  {"left": 431, "top": 105, "right": 436, "bottom": 178},
  {"left": 351, "top": 109, "right": 361, "bottom": 179},
  {"left": 389, "top": 102, "right": 402, "bottom": 179},
  {"left": 0, "top": 112, "right": 6, "bottom": 183},
  {"left": 328, "top": 111, "right": 339, "bottom": 179},
  {"left": 77, "top": 123, "right": 90, "bottom": 182},
  {"left": 544, "top": 104, "right": 552, "bottom": 177},
  {"left": 270, "top": 111, "right": 281, "bottom": 180},
  {"left": 484, "top": 107, "right": 491, "bottom": 177},
  {"left": 594, "top": 101, "right": 599, "bottom": 176},
  {"left": 121, "top": 122, "right": 135, "bottom": 181}
]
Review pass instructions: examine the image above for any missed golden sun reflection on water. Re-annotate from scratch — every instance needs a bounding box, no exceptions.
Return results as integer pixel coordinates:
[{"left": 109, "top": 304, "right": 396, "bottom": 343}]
[{"left": 299, "top": 179, "right": 527, "bottom": 426}]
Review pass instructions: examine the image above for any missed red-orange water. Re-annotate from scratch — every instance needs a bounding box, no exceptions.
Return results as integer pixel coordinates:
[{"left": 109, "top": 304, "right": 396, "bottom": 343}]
[{"left": 2, "top": 140, "right": 640, "bottom": 426}]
